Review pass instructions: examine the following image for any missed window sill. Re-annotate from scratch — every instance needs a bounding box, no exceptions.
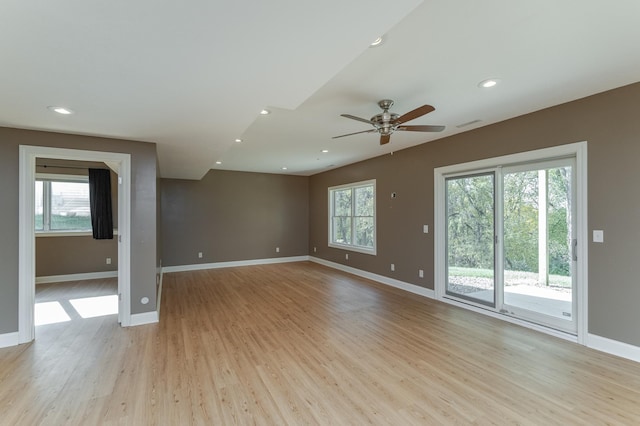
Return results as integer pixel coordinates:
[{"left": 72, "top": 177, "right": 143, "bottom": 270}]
[
  {"left": 36, "top": 229, "right": 118, "bottom": 238},
  {"left": 328, "top": 242, "right": 376, "bottom": 256}
]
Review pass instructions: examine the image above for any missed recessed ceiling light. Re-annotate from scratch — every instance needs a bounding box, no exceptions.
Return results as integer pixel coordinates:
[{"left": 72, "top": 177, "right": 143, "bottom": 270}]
[
  {"left": 260, "top": 109, "right": 270, "bottom": 115},
  {"left": 235, "top": 138, "right": 242, "bottom": 143},
  {"left": 321, "top": 149, "right": 329, "bottom": 153},
  {"left": 478, "top": 78, "right": 500, "bottom": 88},
  {"left": 48, "top": 106, "right": 74, "bottom": 115},
  {"left": 281, "top": 166, "right": 288, "bottom": 170},
  {"left": 370, "top": 37, "right": 383, "bottom": 47},
  {"left": 215, "top": 161, "right": 222, "bottom": 165}
]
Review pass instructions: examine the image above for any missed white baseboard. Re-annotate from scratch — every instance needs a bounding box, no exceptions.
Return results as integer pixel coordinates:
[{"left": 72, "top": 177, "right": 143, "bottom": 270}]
[
  {"left": 0, "top": 332, "right": 19, "bottom": 349},
  {"left": 587, "top": 333, "right": 640, "bottom": 363},
  {"left": 36, "top": 270, "right": 118, "bottom": 284},
  {"left": 309, "top": 256, "right": 435, "bottom": 299},
  {"left": 129, "top": 311, "right": 159, "bottom": 326},
  {"left": 162, "top": 256, "right": 310, "bottom": 273}
]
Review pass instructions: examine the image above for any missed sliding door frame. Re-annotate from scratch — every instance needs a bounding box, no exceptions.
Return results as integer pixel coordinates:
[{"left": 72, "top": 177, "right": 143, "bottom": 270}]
[{"left": 434, "top": 142, "right": 588, "bottom": 344}]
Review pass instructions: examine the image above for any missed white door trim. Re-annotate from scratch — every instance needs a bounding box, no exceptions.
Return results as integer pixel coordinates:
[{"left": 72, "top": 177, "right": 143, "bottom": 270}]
[
  {"left": 18, "top": 146, "right": 132, "bottom": 343},
  {"left": 434, "top": 142, "right": 588, "bottom": 343}
]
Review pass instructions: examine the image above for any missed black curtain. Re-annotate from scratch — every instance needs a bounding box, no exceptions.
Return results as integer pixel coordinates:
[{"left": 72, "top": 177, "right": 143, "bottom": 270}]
[{"left": 88, "top": 168, "right": 114, "bottom": 240}]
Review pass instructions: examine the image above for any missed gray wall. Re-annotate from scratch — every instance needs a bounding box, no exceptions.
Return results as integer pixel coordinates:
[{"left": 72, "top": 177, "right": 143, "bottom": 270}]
[
  {"left": 161, "top": 170, "right": 308, "bottom": 266},
  {"left": 309, "top": 82, "right": 640, "bottom": 347},
  {"left": 0, "top": 127, "right": 158, "bottom": 334},
  {"left": 36, "top": 236, "right": 118, "bottom": 277}
]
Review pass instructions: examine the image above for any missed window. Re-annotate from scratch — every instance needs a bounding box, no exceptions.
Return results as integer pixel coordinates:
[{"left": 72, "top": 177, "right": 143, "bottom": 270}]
[
  {"left": 36, "top": 176, "right": 92, "bottom": 232},
  {"left": 328, "top": 179, "right": 376, "bottom": 254}
]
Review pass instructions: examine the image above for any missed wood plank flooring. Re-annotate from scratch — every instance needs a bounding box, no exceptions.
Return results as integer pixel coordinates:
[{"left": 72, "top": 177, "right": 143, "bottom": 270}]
[{"left": 2, "top": 261, "right": 640, "bottom": 424}]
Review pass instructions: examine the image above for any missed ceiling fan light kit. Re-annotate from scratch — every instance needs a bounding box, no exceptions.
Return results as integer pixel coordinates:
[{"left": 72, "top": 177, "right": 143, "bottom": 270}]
[{"left": 334, "top": 99, "right": 445, "bottom": 145}]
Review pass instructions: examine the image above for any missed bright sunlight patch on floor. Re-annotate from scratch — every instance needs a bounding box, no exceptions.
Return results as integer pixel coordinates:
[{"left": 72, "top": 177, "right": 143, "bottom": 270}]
[
  {"left": 35, "top": 301, "right": 71, "bottom": 326},
  {"left": 69, "top": 295, "right": 118, "bottom": 319}
]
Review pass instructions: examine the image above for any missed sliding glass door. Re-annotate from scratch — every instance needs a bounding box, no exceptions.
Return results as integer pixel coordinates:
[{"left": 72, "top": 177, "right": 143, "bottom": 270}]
[
  {"left": 445, "top": 173, "right": 496, "bottom": 307},
  {"left": 443, "top": 159, "right": 577, "bottom": 333},
  {"left": 502, "top": 159, "right": 576, "bottom": 332}
]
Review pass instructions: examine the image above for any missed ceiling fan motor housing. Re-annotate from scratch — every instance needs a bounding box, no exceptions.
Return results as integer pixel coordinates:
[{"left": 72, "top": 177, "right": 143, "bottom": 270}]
[{"left": 371, "top": 111, "right": 399, "bottom": 135}]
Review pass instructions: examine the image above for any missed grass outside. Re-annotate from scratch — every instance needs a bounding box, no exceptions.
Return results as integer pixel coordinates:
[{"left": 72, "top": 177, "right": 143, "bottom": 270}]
[
  {"left": 35, "top": 214, "right": 92, "bottom": 231},
  {"left": 449, "top": 266, "right": 571, "bottom": 288}
]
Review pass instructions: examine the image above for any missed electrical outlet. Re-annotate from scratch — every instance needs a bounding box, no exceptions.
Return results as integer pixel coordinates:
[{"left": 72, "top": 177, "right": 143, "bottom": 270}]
[
  {"left": 198, "top": 252, "right": 203, "bottom": 258},
  {"left": 593, "top": 230, "right": 604, "bottom": 243},
  {"left": 391, "top": 263, "right": 395, "bottom": 272},
  {"left": 276, "top": 247, "right": 280, "bottom": 253},
  {"left": 313, "top": 247, "right": 317, "bottom": 253},
  {"left": 106, "top": 257, "right": 111, "bottom": 265},
  {"left": 423, "top": 225, "right": 429, "bottom": 234},
  {"left": 419, "top": 269, "right": 424, "bottom": 278},
  {"left": 345, "top": 253, "right": 349, "bottom": 260}
]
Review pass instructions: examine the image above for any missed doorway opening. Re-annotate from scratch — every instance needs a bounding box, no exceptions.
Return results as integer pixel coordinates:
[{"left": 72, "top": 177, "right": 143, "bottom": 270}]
[{"left": 19, "top": 146, "right": 131, "bottom": 344}]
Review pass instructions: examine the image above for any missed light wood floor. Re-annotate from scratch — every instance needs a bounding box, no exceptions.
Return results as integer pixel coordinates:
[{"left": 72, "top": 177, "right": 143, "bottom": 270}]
[{"left": 2, "top": 262, "right": 640, "bottom": 425}]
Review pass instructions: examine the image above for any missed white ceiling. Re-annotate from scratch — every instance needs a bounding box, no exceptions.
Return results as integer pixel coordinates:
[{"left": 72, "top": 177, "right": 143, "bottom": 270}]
[{"left": 3, "top": 0, "right": 640, "bottom": 179}]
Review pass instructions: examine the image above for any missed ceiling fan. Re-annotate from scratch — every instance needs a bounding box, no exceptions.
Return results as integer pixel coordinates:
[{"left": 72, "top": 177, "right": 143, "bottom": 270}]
[{"left": 333, "top": 99, "right": 445, "bottom": 145}]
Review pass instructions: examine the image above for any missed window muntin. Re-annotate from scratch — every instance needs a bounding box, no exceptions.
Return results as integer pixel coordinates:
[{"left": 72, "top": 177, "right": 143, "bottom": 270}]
[
  {"left": 329, "top": 180, "right": 376, "bottom": 254},
  {"left": 36, "top": 176, "right": 92, "bottom": 232}
]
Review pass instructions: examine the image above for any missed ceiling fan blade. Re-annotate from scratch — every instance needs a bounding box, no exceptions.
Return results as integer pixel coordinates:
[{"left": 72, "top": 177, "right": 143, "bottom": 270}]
[
  {"left": 397, "top": 124, "right": 445, "bottom": 132},
  {"left": 395, "top": 105, "right": 435, "bottom": 125},
  {"left": 340, "top": 114, "right": 374, "bottom": 124},
  {"left": 332, "top": 129, "right": 377, "bottom": 139},
  {"left": 380, "top": 134, "right": 391, "bottom": 145}
]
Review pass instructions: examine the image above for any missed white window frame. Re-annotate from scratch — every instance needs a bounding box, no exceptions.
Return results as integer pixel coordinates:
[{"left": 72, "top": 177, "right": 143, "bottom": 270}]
[
  {"left": 328, "top": 179, "right": 377, "bottom": 255},
  {"left": 35, "top": 173, "right": 92, "bottom": 234}
]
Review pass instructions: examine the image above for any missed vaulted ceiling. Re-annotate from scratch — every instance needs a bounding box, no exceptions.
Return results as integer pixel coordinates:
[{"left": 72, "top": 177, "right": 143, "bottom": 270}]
[{"left": 3, "top": 0, "right": 640, "bottom": 179}]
